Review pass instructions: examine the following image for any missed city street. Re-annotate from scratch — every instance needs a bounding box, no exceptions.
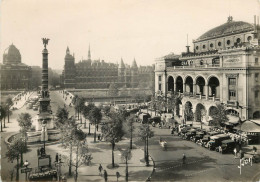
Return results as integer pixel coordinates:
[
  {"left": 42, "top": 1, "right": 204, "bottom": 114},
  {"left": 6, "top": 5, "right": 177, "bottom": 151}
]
[
  {"left": 1, "top": 91, "right": 153, "bottom": 182},
  {"left": 134, "top": 126, "right": 260, "bottom": 181}
]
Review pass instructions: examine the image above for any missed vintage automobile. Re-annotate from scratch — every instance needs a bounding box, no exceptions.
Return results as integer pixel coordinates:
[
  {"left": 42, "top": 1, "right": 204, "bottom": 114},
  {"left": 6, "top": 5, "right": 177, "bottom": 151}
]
[
  {"left": 208, "top": 134, "right": 231, "bottom": 150},
  {"left": 185, "top": 130, "right": 197, "bottom": 140},
  {"left": 216, "top": 139, "right": 236, "bottom": 154},
  {"left": 192, "top": 132, "right": 204, "bottom": 142},
  {"left": 252, "top": 154, "right": 260, "bottom": 163}
]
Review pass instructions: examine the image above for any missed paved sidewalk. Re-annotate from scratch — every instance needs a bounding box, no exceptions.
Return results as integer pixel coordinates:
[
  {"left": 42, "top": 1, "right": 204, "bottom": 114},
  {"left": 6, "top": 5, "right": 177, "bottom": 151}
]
[
  {"left": 11, "top": 91, "right": 35, "bottom": 110},
  {"left": 3, "top": 92, "right": 38, "bottom": 133},
  {"left": 47, "top": 137, "right": 153, "bottom": 182}
]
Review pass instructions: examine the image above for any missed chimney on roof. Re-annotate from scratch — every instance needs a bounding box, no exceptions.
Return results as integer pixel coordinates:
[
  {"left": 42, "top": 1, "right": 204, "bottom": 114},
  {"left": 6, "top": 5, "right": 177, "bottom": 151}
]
[{"left": 186, "top": 34, "right": 190, "bottom": 53}]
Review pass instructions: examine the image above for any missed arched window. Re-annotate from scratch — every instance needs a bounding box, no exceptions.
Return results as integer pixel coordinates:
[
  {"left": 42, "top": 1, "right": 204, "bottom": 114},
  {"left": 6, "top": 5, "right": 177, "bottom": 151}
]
[{"left": 227, "top": 40, "right": 231, "bottom": 45}]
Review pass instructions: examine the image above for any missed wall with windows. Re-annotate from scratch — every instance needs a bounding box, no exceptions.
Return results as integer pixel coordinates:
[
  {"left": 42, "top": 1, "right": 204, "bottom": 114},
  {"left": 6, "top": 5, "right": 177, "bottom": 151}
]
[{"left": 194, "top": 32, "right": 255, "bottom": 53}]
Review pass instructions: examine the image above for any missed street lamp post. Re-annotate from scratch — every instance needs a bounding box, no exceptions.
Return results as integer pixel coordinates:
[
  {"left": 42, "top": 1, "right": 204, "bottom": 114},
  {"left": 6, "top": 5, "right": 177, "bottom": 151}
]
[
  {"left": 23, "top": 160, "right": 30, "bottom": 181},
  {"left": 55, "top": 154, "right": 63, "bottom": 181}
]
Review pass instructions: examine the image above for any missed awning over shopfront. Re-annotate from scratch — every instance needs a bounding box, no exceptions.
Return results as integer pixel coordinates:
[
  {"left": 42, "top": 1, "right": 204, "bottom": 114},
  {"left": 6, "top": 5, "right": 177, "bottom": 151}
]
[
  {"left": 227, "top": 115, "right": 240, "bottom": 124},
  {"left": 235, "top": 120, "right": 260, "bottom": 133}
]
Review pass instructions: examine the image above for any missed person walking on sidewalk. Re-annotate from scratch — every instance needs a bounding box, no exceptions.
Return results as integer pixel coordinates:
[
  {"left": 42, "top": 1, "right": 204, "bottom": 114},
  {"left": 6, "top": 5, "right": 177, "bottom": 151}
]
[
  {"left": 253, "top": 146, "right": 257, "bottom": 156},
  {"left": 103, "top": 170, "right": 108, "bottom": 182},
  {"left": 98, "top": 164, "right": 103, "bottom": 176},
  {"left": 234, "top": 148, "right": 237, "bottom": 158},
  {"left": 182, "top": 153, "right": 186, "bottom": 164}
]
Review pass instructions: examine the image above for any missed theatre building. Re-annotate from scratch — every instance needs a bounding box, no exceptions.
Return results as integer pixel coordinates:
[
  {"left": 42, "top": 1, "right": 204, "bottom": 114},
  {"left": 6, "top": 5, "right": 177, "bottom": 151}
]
[{"left": 155, "top": 16, "right": 260, "bottom": 122}]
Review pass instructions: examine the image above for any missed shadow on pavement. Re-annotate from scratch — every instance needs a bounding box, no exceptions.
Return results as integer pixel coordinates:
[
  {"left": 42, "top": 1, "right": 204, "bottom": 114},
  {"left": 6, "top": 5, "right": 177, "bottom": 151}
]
[
  {"left": 151, "top": 156, "right": 217, "bottom": 181},
  {"left": 128, "top": 169, "right": 153, "bottom": 181}
]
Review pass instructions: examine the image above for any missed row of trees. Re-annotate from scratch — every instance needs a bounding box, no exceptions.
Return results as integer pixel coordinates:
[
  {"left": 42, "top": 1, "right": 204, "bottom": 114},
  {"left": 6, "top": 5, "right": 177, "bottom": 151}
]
[
  {"left": 150, "top": 91, "right": 229, "bottom": 127},
  {"left": 0, "top": 97, "right": 14, "bottom": 132},
  {"left": 55, "top": 106, "right": 92, "bottom": 182},
  {"left": 5, "top": 112, "right": 32, "bottom": 181}
]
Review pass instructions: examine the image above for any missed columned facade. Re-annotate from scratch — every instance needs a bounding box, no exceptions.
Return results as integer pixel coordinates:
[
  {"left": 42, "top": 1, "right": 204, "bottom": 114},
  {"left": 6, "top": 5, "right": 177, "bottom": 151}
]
[{"left": 155, "top": 16, "right": 260, "bottom": 121}]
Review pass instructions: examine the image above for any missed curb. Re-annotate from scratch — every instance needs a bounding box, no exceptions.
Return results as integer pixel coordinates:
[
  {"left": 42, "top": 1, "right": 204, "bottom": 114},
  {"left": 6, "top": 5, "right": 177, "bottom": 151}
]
[
  {"left": 146, "top": 154, "right": 156, "bottom": 181},
  {"left": 134, "top": 143, "right": 155, "bottom": 181},
  {"left": 4, "top": 132, "right": 61, "bottom": 147}
]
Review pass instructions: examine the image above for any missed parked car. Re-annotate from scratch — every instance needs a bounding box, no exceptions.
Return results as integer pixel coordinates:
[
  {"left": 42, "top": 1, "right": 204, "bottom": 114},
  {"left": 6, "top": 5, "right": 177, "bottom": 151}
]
[
  {"left": 208, "top": 134, "right": 231, "bottom": 150},
  {"left": 216, "top": 139, "right": 236, "bottom": 154},
  {"left": 149, "top": 116, "right": 161, "bottom": 125}
]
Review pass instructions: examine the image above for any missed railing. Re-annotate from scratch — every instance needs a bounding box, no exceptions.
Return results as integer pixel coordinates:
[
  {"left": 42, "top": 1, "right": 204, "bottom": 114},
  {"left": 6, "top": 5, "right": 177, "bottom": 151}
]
[
  {"left": 169, "top": 64, "right": 220, "bottom": 70},
  {"left": 215, "top": 98, "right": 220, "bottom": 101},
  {"left": 182, "top": 94, "right": 220, "bottom": 102}
]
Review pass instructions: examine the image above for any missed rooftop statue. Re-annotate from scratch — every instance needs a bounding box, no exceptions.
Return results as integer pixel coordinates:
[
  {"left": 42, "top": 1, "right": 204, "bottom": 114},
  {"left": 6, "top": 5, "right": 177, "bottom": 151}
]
[{"left": 42, "top": 38, "right": 50, "bottom": 49}]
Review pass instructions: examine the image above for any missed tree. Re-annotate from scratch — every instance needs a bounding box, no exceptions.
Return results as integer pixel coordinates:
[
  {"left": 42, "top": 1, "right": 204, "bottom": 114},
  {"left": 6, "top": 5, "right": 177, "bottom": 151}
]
[
  {"left": 17, "top": 113, "right": 32, "bottom": 148},
  {"left": 103, "top": 105, "right": 111, "bottom": 116},
  {"left": 74, "top": 97, "right": 85, "bottom": 121},
  {"left": 108, "top": 83, "right": 119, "bottom": 97},
  {"left": 150, "top": 95, "right": 157, "bottom": 116},
  {"left": 124, "top": 115, "right": 135, "bottom": 149},
  {"left": 137, "top": 123, "right": 154, "bottom": 166},
  {"left": 101, "top": 112, "right": 125, "bottom": 168},
  {"left": 89, "top": 106, "right": 102, "bottom": 142},
  {"left": 60, "top": 118, "right": 85, "bottom": 176},
  {"left": 55, "top": 106, "right": 69, "bottom": 128},
  {"left": 119, "top": 148, "right": 132, "bottom": 181},
  {"left": 210, "top": 104, "right": 229, "bottom": 126},
  {"left": 82, "top": 102, "right": 95, "bottom": 134},
  {"left": 157, "top": 96, "right": 167, "bottom": 115},
  {"left": 5, "top": 135, "right": 27, "bottom": 181},
  {"left": 6, "top": 97, "right": 13, "bottom": 123},
  {"left": 166, "top": 91, "right": 182, "bottom": 116},
  {"left": 0, "top": 106, "right": 6, "bottom": 132},
  {"left": 195, "top": 104, "right": 206, "bottom": 129},
  {"left": 184, "top": 102, "right": 193, "bottom": 121},
  {"left": 62, "top": 128, "right": 88, "bottom": 182}
]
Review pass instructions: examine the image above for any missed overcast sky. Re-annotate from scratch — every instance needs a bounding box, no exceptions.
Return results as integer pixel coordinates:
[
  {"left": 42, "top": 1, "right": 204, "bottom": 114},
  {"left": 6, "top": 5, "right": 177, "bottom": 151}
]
[{"left": 1, "top": 0, "right": 260, "bottom": 69}]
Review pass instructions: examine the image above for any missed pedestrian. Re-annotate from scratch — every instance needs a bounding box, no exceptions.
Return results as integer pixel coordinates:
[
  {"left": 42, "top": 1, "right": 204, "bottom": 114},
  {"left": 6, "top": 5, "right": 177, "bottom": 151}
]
[
  {"left": 253, "top": 146, "right": 257, "bottom": 155},
  {"left": 98, "top": 164, "right": 103, "bottom": 176},
  {"left": 116, "top": 171, "right": 120, "bottom": 182},
  {"left": 103, "top": 170, "right": 108, "bottom": 182},
  {"left": 182, "top": 153, "right": 186, "bottom": 164},
  {"left": 234, "top": 148, "right": 237, "bottom": 158},
  {"left": 56, "top": 153, "right": 59, "bottom": 162},
  {"left": 219, "top": 146, "right": 222, "bottom": 154},
  {"left": 171, "top": 129, "right": 174, "bottom": 135},
  {"left": 37, "top": 148, "right": 40, "bottom": 156},
  {"left": 98, "top": 134, "right": 100, "bottom": 141}
]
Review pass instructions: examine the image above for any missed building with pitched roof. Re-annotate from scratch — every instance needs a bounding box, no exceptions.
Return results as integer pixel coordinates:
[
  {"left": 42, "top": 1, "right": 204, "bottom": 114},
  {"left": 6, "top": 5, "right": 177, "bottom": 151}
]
[{"left": 60, "top": 46, "right": 154, "bottom": 89}]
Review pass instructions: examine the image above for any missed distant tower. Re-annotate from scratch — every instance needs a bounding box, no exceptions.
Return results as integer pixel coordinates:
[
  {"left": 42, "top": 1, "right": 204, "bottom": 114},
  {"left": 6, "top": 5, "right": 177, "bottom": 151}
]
[
  {"left": 88, "top": 44, "right": 91, "bottom": 61},
  {"left": 118, "top": 58, "right": 126, "bottom": 87},
  {"left": 131, "top": 58, "right": 138, "bottom": 87},
  {"left": 64, "top": 46, "right": 76, "bottom": 88}
]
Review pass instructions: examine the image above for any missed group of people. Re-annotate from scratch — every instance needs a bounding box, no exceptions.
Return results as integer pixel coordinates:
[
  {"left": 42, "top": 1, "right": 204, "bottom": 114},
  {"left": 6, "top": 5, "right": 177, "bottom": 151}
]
[
  {"left": 211, "top": 127, "right": 249, "bottom": 146},
  {"left": 98, "top": 164, "right": 116, "bottom": 182}
]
